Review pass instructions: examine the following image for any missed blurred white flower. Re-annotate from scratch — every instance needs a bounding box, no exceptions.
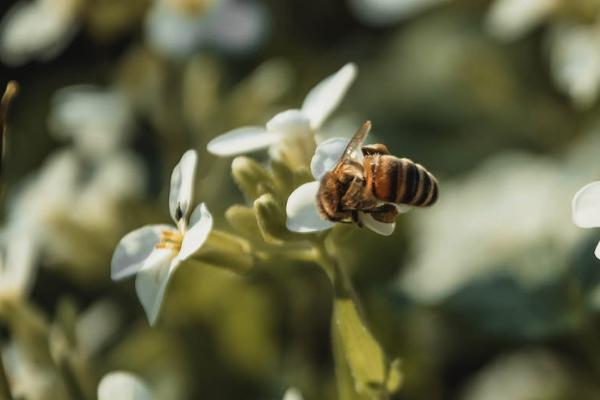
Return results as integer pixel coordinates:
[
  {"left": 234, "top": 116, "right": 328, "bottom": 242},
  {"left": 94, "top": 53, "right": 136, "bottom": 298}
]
[
  {"left": 8, "top": 149, "right": 80, "bottom": 239},
  {"left": 111, "top": 150, "right": 213, "bottom": 325},
  {"left": 207, "top": 63, "right": 357, "bottom": 157},
  {"left": 0, "top": 0, "right": 82, "bottom": 65},
  {"left": 399, "top": 152, "right": 583, "bottom": 303},
  {"left": 461, "top": 350, "right": 567, "bottom": 400},
  {"left": 572, "top": 181, "right": 600, "bottom": 258},
  {"left": 0, "top": 228, "right": 37, "bottom": 302},
  {"left": 49, "top": 85, "right": 134, "bottom": 160},
  {"left": 2, "top": 342, "right": 69, "bottom": 400},
  {"left": 286, "top": 137, "right": 398, "bottom": 236},
  {"left": 75, "top": 300, "right": 122, "bottom": 357},
  {"left": 74, "top": 151, "right": 146, "bottom": 231},
  {"left": 283, "top": 387, "right": 304, "bottom": 400},
  {"left": 486, "top": 0, "right": 559, "bottom": 41},
  {"left": 549, "top": 21, "right": 600, "bottom": 109},
  {"left": 145, "top": 0, "right": 268, "bottom": 58},
  {"left": 7, "top": 147, "right": 146, "bottom": 269},
  {"left": 98, "top": 371, "right": 153, "bottom": 400},
  {"left": 349, "top": 0, "right": 449, "bottom": 27},
  {"left": 485, "top": 0, "right": 600, "bottom": 108}
]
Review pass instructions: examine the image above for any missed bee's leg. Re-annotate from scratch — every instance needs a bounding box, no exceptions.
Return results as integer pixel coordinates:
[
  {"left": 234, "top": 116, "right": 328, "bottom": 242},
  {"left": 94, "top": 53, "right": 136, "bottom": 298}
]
[
  {"left": 366, "top": 204, "right": 399, "bottom": 223},
  {"left": 361, "top": 144, "right": 390, "bottom": 156},
  {"left": 342, "top": 178, "right": 378, "bottom": 210},
  {"left": 352, "top": 211, "right": 363, "bottom": 227}
]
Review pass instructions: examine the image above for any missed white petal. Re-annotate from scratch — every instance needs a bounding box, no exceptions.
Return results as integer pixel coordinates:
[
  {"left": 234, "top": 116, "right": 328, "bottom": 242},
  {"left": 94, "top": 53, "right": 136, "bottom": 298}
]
[
  {"left": 207, "top": 126, "right": 277, "bottom": 156},
  {"left": 286, "top": 181, "right": 334, "bottom": 233},
  {"left": 396, "top": 204, "right": 413, "bottom": 214},
  {"left": 0, "top": 0, "right": 78, "bottom": 66},
  {"left": 205, "top": 0, "right": 268, "bottom": 54},
  {"left": 283, "top": 388, "right": 304, "bottom": 400},
  {"left": 265, "top": 109, "right": 312, "bottom": 137},
  {"left": 97, "top": 371, "right": 153, "bottom": 400},
  {"left": 178, "top": 203, "right": 213, "bottom": 261},
  {"left": 301, "top": 63, "right": 357, "bottom": 130},
  {"left": 550, "top": 22, "right": 600, "bottom": 109},
  {"left": 595, "top": 241, "right": 600, "bottom": 260},
  {"left": 49, "top": 86, "right": 132, "bottom": 158},
  {"left": 135, "top": 249, "right": 179, "bottom": 326},
  {"left": 572, "top": 181, "right": 600, "bottom": 228},
  {"left": 349, "top": 0, "right": 447, "bottom": 26},
  {"left": 169, "top": 150, "right": 198, "bottom": 224},
  {"left": 145, "top": 2, "right": 208, "bottom": 58},
  {"left": 111, "top": 225, "right": 175, "bottom": 281},
  {"left": 486, "top": 0, "right": 558, "bottom": 41},
  {"left": 358, "top": 212, "right": 396, "bottom": 236},
  {"left": 310, "top": 137, "right": 350, "bottom": 180},
  {"left": 0, "top": 232, "right": 37, "bottom": 297}
]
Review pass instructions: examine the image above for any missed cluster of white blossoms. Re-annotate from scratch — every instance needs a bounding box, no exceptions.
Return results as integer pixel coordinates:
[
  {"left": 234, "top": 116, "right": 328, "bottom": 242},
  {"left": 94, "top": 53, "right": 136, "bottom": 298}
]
[
  {"left": 0, "top": 83, "right": 146, "bottom": 297},
  {"left": 486, "top": 0, "right": 600, "bottom": 108},
  {"left": 208, "top": 62, "right": 399, "bottom": 236},
  {"left": 0, "top": 0, "right": 270, "bottom": 66},
  {"left": 146, "top": 0, "right": 269, "bottom": 58},
  {"left": 114, "top": 63, "right": 404, "bottom": 326}
]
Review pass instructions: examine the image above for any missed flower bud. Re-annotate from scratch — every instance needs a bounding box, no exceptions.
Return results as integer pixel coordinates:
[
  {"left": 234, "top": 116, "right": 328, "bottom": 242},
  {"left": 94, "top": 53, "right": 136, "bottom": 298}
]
[
  {"left": 270, "top": 158, "right": 294, "bottom": 193},
  {"left": 225, "top": 205, "right": 262, "bottom": 240},
  {"left": 254, "top": 193, "right": 297, "bottom": 244},
  {"left": 231, "top": 156, "right": 276, "bottom": 200}
]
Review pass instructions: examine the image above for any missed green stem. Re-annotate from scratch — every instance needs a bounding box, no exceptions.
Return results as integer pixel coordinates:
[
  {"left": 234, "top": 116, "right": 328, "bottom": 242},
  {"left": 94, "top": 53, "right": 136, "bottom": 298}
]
[
  {"left": 57, "top": 357, "right": 88, "bottom": 400},
  {"left": 0, "top": 343, "right": 14, "bottom": 400},
  {"left": 255, "top": 247, "right": 317, "bottom": 265},
  {"left": 312, "top": 240, "right": 391, "bottom": 400},
  {"left": 313, "top": 241, "right": 362, "bottom": 314}
]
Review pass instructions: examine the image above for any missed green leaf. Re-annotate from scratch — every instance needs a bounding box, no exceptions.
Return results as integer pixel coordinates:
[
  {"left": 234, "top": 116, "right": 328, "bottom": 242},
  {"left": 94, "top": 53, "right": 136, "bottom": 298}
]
[{"left": 332, "top": 296, "right": 402, "bottom": 399}]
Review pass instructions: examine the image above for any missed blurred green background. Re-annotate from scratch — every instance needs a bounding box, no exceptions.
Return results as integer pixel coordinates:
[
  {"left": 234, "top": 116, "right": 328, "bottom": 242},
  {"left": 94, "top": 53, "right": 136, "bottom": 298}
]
[{"left": 2, "top": 0, "right": 600, "bottom": 399}]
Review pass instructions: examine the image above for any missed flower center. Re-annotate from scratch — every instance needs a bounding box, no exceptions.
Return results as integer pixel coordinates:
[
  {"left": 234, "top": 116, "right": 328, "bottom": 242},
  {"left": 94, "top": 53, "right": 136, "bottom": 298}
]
[{"left": 155, "top": 230, "right": 183, "bottom": 252}]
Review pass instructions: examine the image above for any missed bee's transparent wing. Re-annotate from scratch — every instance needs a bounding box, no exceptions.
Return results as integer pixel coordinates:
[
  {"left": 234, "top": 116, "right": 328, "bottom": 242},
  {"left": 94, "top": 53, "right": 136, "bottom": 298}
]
[{"left": 337, "top": 120, "right": 371, "bottom": 165}]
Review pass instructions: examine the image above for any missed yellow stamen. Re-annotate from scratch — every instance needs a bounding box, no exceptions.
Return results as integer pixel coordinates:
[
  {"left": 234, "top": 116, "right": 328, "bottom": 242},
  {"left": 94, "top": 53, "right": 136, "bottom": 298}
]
[{"left": 155, "top": 230, "right": 183, "bottom": 252}]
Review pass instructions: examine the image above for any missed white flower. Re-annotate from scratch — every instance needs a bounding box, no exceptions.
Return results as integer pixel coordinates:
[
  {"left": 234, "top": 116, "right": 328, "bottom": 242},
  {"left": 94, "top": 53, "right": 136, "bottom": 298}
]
[
  {"left": 283, "top": 388, "right": 304, "bottom": 400},
  {"left": 0, "top": 0, "right": 82, "bottom": 66},
  {"left": 462, "top": 350, "right": 567, "bottom": 400},
  {"left": 549, "top": 21, "right": 600, "bottom": 109},
  {"left": 98, "top": 371, "right": 153, "bottom": 400},
  {"left": 349, "top": 0, "right": 449, "bottom": 27},
  {"left": 8, "top": 149, "right": 80, "bottom": 238},
  {"left": 48, "top": 85, "right": 134, "bottom": 160},
  {"left": 0, "top": 228, "right": 37, "bottom": 301},
  {"left": 572, "top": 181, "right": 600, "bottom": 258},
  {"left": 207, "top": 63, "right": 357, "bottom": 157},
  {"left": 285, "top": 137, "right": 399, "bottom": 236},
  {"left": 111, "top": 150, "right": 213, "bottom": 325},
  {"left": 399, "top": 152, "right": 582, "bottom": 303},
  {"left": 145, "top": 0, "right": 268, "bottom": 58},
  {"left": 485, "top": 0, "right": 559, "bottom": 41}
]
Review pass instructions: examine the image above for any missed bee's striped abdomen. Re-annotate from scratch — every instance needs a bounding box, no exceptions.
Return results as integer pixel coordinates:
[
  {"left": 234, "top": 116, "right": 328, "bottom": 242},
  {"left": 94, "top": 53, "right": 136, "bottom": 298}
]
[{"left": 370, "top": 156, "right": 438, "bottom": 207}]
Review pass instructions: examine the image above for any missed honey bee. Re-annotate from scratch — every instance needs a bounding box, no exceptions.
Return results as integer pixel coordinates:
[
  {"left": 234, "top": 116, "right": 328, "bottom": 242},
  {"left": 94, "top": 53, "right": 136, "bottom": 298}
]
[{"left": 316, "top": 121, "right": 438, "bottom": 226}]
